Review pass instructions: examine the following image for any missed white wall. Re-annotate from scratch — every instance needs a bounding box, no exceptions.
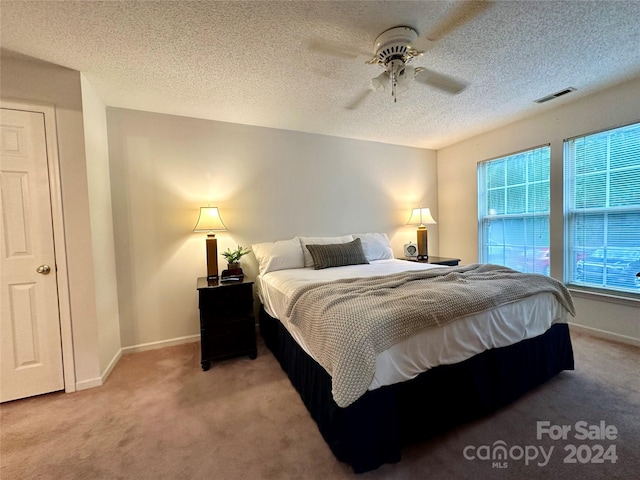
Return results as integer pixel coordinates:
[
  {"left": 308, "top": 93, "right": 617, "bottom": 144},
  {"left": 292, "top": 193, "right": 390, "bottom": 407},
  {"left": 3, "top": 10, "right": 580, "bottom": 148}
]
[
  {"left": 437, "top": 77, "right": 640, "bottom": 344},
  {"left": 80, "top": 74, "right": 122, "bottom": 377},
  {"left": 106, "top": 108, "right": 438, "bottom": 348},
  {"left": 4, "top": 49, "right": 636, "bottom": 387},
  {"left": 0, "top": 52, "right": 102, "bottom": 387}
]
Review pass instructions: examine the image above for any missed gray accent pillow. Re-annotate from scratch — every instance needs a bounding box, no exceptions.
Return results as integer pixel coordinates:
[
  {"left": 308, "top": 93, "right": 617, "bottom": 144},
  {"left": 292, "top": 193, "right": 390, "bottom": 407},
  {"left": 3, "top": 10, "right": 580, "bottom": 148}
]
[{"left": 306, "top": 238, "right": 370, "bottom": 270}]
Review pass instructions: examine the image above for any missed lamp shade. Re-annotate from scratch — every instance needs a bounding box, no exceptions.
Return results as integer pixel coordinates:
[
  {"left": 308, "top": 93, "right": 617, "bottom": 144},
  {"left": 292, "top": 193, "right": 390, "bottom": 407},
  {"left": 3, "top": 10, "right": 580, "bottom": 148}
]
[
  {"left": 193, "top": 207, "right": 227, "bottom": 232},
  {"left": 406, "top": 207, "right": 437, "bottom": 227}
]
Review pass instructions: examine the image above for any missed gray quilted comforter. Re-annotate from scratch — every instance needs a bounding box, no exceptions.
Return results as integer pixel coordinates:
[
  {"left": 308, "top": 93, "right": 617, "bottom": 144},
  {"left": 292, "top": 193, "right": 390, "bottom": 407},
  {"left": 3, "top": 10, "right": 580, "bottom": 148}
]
[{"left": 285, "top": 263, "right": 575, "bottom": 407}]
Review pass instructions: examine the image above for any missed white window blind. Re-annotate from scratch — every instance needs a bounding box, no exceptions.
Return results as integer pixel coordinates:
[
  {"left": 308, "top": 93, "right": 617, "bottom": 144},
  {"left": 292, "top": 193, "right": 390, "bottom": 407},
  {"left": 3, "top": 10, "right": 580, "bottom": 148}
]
[
  {"left": 565, "top": 122, "right": 640, "bottom": 293},
  {"left": 478, "top": 146, "right": 551, "bottom": 275}
]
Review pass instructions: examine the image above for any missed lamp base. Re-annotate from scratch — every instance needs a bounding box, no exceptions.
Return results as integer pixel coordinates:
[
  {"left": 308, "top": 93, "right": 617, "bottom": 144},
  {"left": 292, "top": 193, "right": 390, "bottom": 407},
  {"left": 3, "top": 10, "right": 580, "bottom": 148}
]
[
  {"left": 205, "top": 235, "right": 219, "bottom": 280},
  {"left": 416, "top": 227, "right": 429, "bottom": 259}
]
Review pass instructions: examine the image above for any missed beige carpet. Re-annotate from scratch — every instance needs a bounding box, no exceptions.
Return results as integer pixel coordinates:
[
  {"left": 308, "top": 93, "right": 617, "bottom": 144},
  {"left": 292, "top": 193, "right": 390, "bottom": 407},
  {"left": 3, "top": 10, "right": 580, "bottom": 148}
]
[{"left": 1, "top": 328, "right": 638, "bottom": 479}]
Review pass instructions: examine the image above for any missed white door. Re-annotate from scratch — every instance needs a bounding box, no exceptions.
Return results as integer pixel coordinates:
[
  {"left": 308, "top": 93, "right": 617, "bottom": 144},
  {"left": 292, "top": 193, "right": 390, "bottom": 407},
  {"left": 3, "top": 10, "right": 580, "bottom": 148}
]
[{"left": 0, "top": 107, "right": 64, "bottom": 402}]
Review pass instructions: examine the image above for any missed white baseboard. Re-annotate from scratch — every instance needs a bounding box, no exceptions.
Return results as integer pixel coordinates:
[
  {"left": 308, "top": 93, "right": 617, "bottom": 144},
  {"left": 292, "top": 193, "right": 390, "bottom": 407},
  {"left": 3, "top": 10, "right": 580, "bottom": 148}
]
[
  {"left": 568, "top": 322, "right": 640, "bottom": 347},
  {"left": 71, "top": 350, "right": 121, "bottom": 392},
  {"left": 73, "top": 336, "right": 198, "bottom": 391},
  {"left": 75, "top": 377, "right": 103, "bottom": 391},
  {"left": 121, "top": 334, "right": 200, "bottom": 354},
  {"left": 101, "top": 348, "right": 123, "bottom": 384}
]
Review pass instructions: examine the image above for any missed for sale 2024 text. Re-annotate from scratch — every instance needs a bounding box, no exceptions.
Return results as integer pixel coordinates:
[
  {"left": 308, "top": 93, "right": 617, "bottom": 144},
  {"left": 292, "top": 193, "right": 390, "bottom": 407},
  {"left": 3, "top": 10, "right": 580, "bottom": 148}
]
[
  {"left": 537, "top": 420, "right": 618, "bottom": 465},
  {"left": 463, "top": 420, "right": 619, "bottom": 469},
  {"left": 537, "top": 420, "right": 618, "bottom": 441}
]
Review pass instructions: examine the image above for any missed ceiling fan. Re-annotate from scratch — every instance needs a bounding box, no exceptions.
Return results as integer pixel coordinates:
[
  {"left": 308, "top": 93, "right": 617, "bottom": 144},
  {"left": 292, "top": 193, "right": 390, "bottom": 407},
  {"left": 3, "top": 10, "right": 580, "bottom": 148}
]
[
  {"left": 358, "top": 26, "right": 466, "bottom": 106},
  {"left": 310, "top": 1, "right": 492, "bottom": 109}
]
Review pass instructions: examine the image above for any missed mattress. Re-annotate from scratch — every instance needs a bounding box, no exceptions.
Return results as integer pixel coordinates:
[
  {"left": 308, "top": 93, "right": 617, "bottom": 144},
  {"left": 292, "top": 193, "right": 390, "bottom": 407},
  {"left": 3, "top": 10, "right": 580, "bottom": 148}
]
[{"left": 257, "top": 259, "right": 567, "bottom": 391}]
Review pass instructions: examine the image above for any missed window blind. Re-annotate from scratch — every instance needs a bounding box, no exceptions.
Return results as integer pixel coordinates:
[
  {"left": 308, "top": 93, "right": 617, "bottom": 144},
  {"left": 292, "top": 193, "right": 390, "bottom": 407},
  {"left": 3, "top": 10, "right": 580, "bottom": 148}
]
[
  {"left": 565, "top": 122, "right": 640, "bottom": 293},
  {"left": 478, "top": 145, "right": 551, "bottom": 275}
]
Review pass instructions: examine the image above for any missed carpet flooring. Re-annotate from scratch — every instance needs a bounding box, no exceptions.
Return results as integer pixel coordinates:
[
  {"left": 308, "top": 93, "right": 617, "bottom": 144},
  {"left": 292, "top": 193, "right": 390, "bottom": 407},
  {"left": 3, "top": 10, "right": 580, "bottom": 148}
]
[{"left": 1, "top": 328, "right": 638, "bottom": 479}]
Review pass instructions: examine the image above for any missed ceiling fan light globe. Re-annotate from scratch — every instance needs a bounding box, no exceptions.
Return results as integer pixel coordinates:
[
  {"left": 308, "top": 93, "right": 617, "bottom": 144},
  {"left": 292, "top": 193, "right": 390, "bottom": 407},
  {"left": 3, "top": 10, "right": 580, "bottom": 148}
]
[
  {"left": 371, "top": 71, "right": 388, "bottom": 91},
  {"left": 401, "top": 65, "right": 415, "bottom": 78},
  {"left": 397, "top": 66, "right": 415, "bottom": 92}
]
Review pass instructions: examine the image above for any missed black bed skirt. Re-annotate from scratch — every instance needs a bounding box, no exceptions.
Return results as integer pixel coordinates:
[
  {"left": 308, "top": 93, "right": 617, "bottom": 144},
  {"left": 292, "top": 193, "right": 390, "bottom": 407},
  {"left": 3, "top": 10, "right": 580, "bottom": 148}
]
[{"left": 259, "top": 307, "right": 574, "bottom": 473}]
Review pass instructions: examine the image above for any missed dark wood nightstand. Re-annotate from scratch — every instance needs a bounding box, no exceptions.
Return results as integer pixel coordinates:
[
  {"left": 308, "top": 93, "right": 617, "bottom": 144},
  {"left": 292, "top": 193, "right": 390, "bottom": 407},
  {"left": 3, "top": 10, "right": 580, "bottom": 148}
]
[
  {"left": 196, "top": 277, "right": 257, "bottom": 371},
  {"left": 402, "top": 256, "right": 461, "bottom": 266}
]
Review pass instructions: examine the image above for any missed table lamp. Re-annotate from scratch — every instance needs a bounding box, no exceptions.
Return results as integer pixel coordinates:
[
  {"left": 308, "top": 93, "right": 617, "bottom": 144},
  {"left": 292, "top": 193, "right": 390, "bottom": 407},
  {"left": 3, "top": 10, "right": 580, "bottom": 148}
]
[
  {"left": 406, "top": 207, "right": 436, "bottom": 260},
  {"left": 193, "top": 206, "right": 227, "bottom": 280}
]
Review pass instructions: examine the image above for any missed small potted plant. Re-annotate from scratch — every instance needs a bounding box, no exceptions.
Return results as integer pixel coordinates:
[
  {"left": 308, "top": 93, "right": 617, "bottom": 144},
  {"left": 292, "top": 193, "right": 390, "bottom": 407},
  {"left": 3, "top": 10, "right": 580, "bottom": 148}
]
[{"left": 222, "top": 245, "right": 250, "bottom": 270}]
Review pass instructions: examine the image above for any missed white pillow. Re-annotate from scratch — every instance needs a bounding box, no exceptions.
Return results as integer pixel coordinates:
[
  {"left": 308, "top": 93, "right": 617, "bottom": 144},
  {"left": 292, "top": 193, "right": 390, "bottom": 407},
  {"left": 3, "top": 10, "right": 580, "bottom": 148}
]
[
  {"left": 298, "top": 235, "right": 354, "bottom": 267},
  {"left": 251, "top": 238, "right": 304, "bottom": 275},
  {"left": 353, "top": 233, "right": 394, "bottom": 261}
]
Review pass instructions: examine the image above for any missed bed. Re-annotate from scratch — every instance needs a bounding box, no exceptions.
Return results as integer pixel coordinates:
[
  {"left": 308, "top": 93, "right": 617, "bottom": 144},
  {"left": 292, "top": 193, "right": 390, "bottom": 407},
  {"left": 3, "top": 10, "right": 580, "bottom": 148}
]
[{"left": 252, "top": 234, "right": 575, "bottom": 473}]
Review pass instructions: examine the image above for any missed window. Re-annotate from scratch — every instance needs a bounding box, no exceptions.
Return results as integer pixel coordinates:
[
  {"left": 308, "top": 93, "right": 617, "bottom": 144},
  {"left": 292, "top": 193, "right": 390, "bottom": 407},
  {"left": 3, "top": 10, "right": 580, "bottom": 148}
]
[
  {"left": 478, "top": 146, "right": 551, "bottom": 275},
  {"left": 565, "top": 122, "right": 640, "bottom": 294}
]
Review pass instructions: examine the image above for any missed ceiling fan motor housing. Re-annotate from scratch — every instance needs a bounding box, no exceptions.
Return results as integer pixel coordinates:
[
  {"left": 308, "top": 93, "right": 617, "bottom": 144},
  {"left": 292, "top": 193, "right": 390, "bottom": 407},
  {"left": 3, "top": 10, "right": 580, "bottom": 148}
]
[{"left": 373, "top": 26, "right": 419, "bottom": 66}]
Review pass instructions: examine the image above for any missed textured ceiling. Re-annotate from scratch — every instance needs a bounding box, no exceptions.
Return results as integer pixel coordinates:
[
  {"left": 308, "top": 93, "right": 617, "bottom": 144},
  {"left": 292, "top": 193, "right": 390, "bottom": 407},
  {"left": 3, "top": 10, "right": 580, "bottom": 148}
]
[{"left": 2, "top": 1, "right": 640, "bottom": 149}]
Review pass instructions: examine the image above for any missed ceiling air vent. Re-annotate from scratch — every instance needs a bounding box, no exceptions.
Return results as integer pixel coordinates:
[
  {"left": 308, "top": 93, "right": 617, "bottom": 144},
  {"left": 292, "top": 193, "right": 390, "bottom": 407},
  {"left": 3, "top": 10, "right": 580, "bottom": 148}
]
[{"left": 534, "top": 87, "right": 576, "bottom": 104}]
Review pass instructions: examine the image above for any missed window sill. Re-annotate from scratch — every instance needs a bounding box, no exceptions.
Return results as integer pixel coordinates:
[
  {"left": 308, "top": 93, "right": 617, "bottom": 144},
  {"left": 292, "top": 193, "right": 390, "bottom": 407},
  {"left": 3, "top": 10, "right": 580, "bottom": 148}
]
[{"left": 567, "top": 285, "right": 640, "bottom": 308}]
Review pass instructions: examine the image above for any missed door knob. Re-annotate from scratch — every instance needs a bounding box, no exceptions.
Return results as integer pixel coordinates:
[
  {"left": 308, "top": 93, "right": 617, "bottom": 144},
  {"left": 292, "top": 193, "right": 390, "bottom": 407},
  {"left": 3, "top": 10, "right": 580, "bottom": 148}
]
[{"left": 37, "top": 265, "right": 51, "bottom": 275}]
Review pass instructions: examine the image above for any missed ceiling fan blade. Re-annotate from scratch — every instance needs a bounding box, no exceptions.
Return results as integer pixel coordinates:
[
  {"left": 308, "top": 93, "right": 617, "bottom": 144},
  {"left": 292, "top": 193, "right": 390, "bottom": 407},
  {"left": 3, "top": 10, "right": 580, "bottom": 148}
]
[
  {"left": 346, "top": 89, "right": 374, "bottom": 110},
  {"left": 307, "top": 38, "right": 369, "bottom": 59},
  {"left": 415, "top": 69, "right": 467, "bottom": 94},
  {"left": 424, "top": 0, "right": 493, "bottom": 41}
]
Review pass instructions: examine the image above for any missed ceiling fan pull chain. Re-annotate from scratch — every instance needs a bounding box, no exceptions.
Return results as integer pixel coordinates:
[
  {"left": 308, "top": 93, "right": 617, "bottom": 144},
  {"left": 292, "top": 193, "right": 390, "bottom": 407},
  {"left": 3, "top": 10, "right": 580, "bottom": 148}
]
[
  {"left": 390, "top": 61, "right": 401, "bottom": 103},
  {"left": 392, "top": 70, "right": 397, "bottom": 102}
]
